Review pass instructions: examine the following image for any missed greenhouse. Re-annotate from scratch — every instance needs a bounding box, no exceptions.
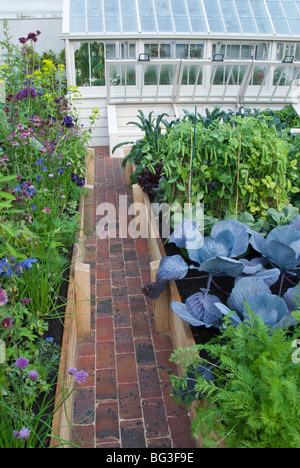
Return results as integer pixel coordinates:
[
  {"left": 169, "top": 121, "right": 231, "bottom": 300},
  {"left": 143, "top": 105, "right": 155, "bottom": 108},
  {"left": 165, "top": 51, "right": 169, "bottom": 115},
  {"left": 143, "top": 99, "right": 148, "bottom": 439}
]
[{"left": 61, "top": 0, "right": 300, "bottom": 151}]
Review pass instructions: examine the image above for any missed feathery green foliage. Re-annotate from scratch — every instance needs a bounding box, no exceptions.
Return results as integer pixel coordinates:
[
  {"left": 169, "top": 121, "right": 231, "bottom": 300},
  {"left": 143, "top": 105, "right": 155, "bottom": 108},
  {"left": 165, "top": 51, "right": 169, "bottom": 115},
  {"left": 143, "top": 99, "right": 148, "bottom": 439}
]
[{"left": 170, "top": 309, "right": 300, "bottom": 448}]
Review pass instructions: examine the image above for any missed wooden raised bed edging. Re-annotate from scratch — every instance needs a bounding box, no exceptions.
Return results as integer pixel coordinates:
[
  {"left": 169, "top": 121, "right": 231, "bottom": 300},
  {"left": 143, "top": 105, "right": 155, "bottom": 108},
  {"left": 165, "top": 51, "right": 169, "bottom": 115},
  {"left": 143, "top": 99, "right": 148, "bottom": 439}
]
[{"left": 49, "top": 148, "right": 94, "bottom": 448}]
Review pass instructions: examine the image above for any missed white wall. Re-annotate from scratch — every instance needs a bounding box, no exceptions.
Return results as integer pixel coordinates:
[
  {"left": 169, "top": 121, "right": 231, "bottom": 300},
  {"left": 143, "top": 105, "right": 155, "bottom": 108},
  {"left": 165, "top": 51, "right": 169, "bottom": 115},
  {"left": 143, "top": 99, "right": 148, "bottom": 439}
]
[{"left": 0, "top": 18, "right": 64, "bottom": 55}]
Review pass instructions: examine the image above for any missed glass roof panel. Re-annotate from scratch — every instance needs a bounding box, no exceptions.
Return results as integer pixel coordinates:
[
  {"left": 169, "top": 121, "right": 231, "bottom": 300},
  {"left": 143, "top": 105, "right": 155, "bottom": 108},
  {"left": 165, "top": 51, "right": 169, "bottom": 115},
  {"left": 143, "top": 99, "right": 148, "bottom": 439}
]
[
  {"left": 203, "top": 0, "right": 225, "bottom": 33},
  {"left": 186, "top": 0, "right": 208, "bottom": 33},
  {"left": 67, "top": 0, "right": 300, "bottom": 36},
  {"left": 234, "top": 0, "right": 258, "bottom": 34},
  {"left": 219, "top": 0, "right": 242, "bottom": 34},
  {"left": 120, "top": 0, "right": 139, "bottom": 32},
  {"left": 170, "top": 0, "right": 191, "bottom": 32},
  {"left": 266, "top": 0, "right": 290, "bottom": 35},
  {"left": 154, "top": 0, "right": 174, "bottom": 32},
  {"left": 104, "top": 0, "right": 121, "bottom": 32},
  {"left": 249, "top": 0, "right": 274, "bottom": 34},
  {"left": 138, "top": 0, "right": 157, "bottom": 32},
  {"left": 280, "top": 0, "right": 300, "bottom": 35},
  {"left": 70, "top": 0, "right": 86, "bottom": 33},
  {"left": 87, "top": 0, "right": 103, "bottom": 33}
]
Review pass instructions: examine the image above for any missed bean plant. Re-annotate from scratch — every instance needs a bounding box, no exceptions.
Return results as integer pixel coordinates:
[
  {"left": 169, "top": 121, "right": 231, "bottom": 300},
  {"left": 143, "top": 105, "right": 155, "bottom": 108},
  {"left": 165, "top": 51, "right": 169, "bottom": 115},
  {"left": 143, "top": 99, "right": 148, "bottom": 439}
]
[{"left": 160, "top": 116, "right": 297, "bottom": 218}]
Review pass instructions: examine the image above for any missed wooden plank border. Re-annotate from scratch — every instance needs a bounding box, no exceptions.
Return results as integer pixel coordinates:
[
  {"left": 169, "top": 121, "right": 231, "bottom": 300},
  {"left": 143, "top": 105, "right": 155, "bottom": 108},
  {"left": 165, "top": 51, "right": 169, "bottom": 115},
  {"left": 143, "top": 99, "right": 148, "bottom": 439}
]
[{"left": 50, "top": 150, "right": 93, "bottom": 447}]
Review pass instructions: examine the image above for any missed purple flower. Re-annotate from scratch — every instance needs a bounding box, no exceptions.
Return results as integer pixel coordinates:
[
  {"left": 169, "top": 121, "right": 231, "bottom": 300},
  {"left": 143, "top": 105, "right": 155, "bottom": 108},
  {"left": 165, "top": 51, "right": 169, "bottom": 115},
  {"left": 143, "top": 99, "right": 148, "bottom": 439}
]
[
  {"left": 15, "top": 357, "right": 29, "bottom": 370},
  {"left": 68, "top": 367, "right": 77, "bottom": 375},
  {"left": 17, "top": 427, "right": 31, "bottom": 440},
  {"left": 63, "top": 116, "right": 74, "bottom": 128},
  {"left": 21, "top": 298, "right": 32, "bottom": 305},
  {"left": 28, "top": 370, "right": 38, "bottom": 382},
  {"left": 74, "top": 370, "right": 89, "bottom": 384},
  {"left": 19, "top": 87, "right": 37, "bottom": 99},
  {"left": 0, "top": 289, "right": 8, "bottom": 306},
  {"left": 1, "top": 317, "right": 12, "bottom": 328}
]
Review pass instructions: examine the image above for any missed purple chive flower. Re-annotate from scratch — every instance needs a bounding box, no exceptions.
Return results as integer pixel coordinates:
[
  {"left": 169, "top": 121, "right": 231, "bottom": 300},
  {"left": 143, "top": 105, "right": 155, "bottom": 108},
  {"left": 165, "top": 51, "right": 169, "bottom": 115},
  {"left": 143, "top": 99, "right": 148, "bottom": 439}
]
[
  {"left": 68, "top": 367, "right": 77, "bottom": 375},
  {"left": 15, "top": 357, "right": 29, "bottom": 370},
  {"left": 18, "top": 427, "right": 31, "bottom": 440},
  {"left": 74, "top": 370, "right": 89, "bottom": 384},
  {"left": 28, "top": 370, "right": 38, "bottom": 382}
]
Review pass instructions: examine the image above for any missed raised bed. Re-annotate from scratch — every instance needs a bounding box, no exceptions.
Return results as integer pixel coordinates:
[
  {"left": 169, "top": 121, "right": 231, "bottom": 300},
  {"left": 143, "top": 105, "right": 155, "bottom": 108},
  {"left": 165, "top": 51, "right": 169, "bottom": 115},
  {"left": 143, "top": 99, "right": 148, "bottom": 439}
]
[{"left": 49, "top": 149, "right": 94, "bottom": 447}]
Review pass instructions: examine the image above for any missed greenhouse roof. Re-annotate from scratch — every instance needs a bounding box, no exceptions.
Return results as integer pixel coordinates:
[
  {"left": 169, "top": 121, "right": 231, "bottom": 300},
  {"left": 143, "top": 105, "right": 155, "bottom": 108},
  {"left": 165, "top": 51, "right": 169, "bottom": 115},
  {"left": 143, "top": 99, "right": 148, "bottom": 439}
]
[{"left": 65, "top": 0, "right": 300, "bottom": 38}]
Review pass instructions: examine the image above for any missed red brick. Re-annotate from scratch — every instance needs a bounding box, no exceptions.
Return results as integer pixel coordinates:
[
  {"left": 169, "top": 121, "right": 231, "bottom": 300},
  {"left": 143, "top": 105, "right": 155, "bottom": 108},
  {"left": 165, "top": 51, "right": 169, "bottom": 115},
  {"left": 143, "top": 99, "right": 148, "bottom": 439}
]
[
  {"left": 96, "top": 368, "right": 117, "bottom": 400},
  {"left": 97, "top": 317, "right": 114, "bottom": 342},
  {"left": 96, "top": 341, "right": 115, "bottom": 369},
  {"left": 138, "top": 366, "right": 162, "bottom": 399},
  {"left": 96, "top": 401, "right": 119, "bottom": 443},
  {"left": 113, "top": 304, "right": 131, "bottom": 327},
  {"left": 168, "top": 415, "right": 197, "bottom": 448},
  {"left": 116, "top": 353, "right": 137, "bottom": 383},
  {"left": 96, "top": 279, "right": 112, "bottom": 298},
  {"left": 142, "top": 398, "right": 169, "bottom": 439},
  {"left": 118, "top": 382, "right": 142, "bottom": 419},
  {"left": 115, "top": 327, "right": 134, "bottom": 353},
  {"left": 120, "top": 419, "right": 146, "bottom": 448}
]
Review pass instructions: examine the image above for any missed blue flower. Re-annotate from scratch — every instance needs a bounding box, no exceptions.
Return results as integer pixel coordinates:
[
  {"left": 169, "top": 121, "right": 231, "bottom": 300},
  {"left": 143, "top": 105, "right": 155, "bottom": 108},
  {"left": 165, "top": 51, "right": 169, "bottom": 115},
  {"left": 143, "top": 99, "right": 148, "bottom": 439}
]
[
  {"left": 36, "top": 158, "right": 44, "bottom": 165},
  {"left": 21, "top": 258, "right": 38, "bottom": 269}
]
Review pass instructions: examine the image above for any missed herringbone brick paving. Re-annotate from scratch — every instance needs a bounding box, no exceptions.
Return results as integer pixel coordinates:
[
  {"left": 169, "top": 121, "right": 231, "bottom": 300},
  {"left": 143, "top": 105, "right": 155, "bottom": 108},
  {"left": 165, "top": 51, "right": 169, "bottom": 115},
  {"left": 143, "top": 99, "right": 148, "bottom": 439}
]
[{"left": 71, "top": 147, "right": 197, "bottom": 448}]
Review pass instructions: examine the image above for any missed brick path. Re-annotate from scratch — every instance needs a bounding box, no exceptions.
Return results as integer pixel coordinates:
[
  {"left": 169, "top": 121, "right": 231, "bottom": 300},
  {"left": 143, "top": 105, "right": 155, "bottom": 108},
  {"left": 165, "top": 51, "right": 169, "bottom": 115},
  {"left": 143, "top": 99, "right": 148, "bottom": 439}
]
[{"left": 71, "top": 147, "right": 197, "bottom": 449}]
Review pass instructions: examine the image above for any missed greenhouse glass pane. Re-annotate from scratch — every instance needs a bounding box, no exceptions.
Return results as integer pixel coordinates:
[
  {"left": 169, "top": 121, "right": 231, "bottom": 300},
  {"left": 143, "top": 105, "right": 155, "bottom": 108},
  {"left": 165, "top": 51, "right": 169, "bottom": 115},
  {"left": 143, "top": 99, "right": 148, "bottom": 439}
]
[
  {"left": 186, "top": 0, "right": 208, "bottom": 33},
  {"left": 87, "top": 0, "right": 103, "bottom": 32},
  {"left": 219, "top": 0, "right": 242, "bottom": 33},
  {"left": 170, "top": 0, "right": 191, "bottom": 32},
  {"left": 138, "top": 0, "right": 157, "bottom": 32},
  {"left": 70, "top": 0, "right": 86, "bottom": 33},
  {"left": 234, "top": 0, "right": 258, "bottom": 34},
  {"left": 104, "top": 0, "right": 121, "bottom": 32},
  {"left": 280, "top": 0, "right": 300, "bottom": 36},
  {"left": 266, "top": 0, "right": 290, "bottom": 35},
  {"left": 203, "top": 0, "right": 225, "bottom": 33},
  {"left": 154, "top": 0, "right": 174, "bottom": 32},
  {"left": 120, "top": 0, "right": 138, "bottom": 32},
  {"left": 249, "top": 0, "right": 274, "bottom": 34}
]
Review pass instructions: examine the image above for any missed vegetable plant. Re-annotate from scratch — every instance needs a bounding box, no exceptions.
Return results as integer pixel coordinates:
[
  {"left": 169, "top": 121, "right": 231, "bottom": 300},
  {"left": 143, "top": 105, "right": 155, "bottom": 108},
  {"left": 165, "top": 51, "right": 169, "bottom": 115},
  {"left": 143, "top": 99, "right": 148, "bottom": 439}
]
[{"left": 170, "top": 310, "right": 300, "bottom": 448}]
